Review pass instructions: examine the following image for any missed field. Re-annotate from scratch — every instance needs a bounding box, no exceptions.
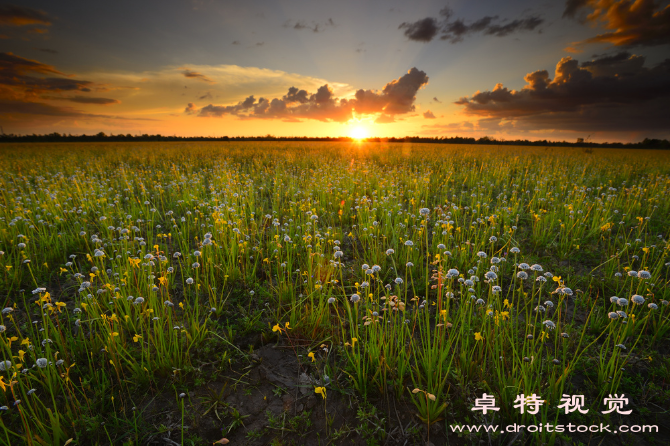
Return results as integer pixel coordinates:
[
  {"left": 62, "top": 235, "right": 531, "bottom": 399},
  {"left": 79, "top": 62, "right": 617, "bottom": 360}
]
[{"left": 0, "top": 141, "right": 669, "bottom": 446}]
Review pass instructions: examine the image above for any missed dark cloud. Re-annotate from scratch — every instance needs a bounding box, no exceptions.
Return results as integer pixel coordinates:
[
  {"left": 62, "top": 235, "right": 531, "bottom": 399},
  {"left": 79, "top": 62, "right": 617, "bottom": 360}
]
[
  {"left": 564, "top": 0, "right": 670, "bottom": 49},
  {"left": 57, "top": 96, "right": 120, "bottom": 105},
  {"left": 455, "top": 54, "right": 670, "bottom": 133},
  {"left": 433, "top": 96, "right": 442, "bottom": 103},
  {"left": 232, "top": 40, "right": 240, "bottom": 45},
  {"left": 562, "top": 0, "right": 589, "bottom": 18},
  {"left": 35, "top": 48, "right": 57, "bottom": 54},
  {"left": 423, "top": 110, "right": 436, "bottom": 119},
  {"left": 0, "top": 99, "right": 153, "bottom": 120},
  {"left": 190, "top": 68, "right": 429, "bottom": 123},
  {"left": 0, "top": 52, "right": 93, "bottom": 94},
  {"left": 0, "top": 5, "right": 51, "bottom": 27},
  {"left": 399, "top": 18, "right": 440, "bottom": 42},
  {"left": 198, "top": 91, "right": 213, "bottom": 100},
  {"left": 181, "top": 69, "right": 214, "bottom": 83},
  {"left": 0, "top": 52, "right": 135, "bottom": 128},
  {"left": 184, "top": 102, "right": 197, "bottom": 114},
  {"left": 284, "top": 18, "right": 336, "bottom": 33},
  {"left": 400, "top": 9, "right": 543, "bottom": 43}
]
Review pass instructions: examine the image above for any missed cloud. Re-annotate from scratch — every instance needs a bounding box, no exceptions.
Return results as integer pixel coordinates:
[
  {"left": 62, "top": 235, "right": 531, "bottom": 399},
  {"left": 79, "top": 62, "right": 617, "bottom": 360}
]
[
  {"left": 184, "top": 102, "right": 197, "bottom": 114},
  {"left": 400, "top": 8, "right": 543, "bottom": 43},
  {"left": 181, "top": 68, "right": 214, "bottom": 83},
  {"left": 399, "top": 18, "right": 440, "bottom": 42},
  {"left": 232, "top": 40, "right": 240, "bottom": 45},
  {"left": 423, "top": 110, "right": 436, "bottom": 119},
  {"left": 454, "top": 53, "right": 670, "bottom": 134},
  {"left": 564, "top": 0, "right": 670, "bottom": 49},
  {"left": 57, "top": 96, "right": 121, "bottom": 105},
  {"left": 284, "top": 18, "right": 336, "bottom": 33},
  {"left": 35, "top": 48, "right": 57, "bottom": 54},
  {"left": 432, "top": 97, "right": 442, "bottom": 103},
  {"left": 0, "top": 99, "right": 152, "bottom": 120},
  {"left": 191, "top": 68, "right": 429, "bottom": 123},
  {"left": 0, "top": 5, "right": 51, "bottom": 27},
  {"left": 0, "top": 52, "right": 94, "bottom": 95}
]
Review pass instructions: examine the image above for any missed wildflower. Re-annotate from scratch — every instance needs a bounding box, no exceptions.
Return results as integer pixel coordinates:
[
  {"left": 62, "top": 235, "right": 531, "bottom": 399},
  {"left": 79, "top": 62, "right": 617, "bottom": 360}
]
[
  {"left": 518, "top": 263, "right": 529, "bottom": 270},
  {"left": 617, "top": 298, "right": 629, "bottom": 307},
  {"left": 27, "top": 389, "right": 36, "bottom": 396},
  {"left": 186, "top": 277, "right": 194, "bottom": 284},
  {"left": 0, "top": 361, "right": 11, "bottom": 372},
  {"left": 615, "top": 344, "right": 626, "bottom": 350},
  {"left": 36, "top": 358, "right": 48, "bottom": 368},
  {"left": 610, "top": 296, "right": 619, "bottom": 303},
  {"left": 404, "top": 240, "right": 414, "bottom": 247},
  {"left": 638, "top": 271, "right": 651, "bottom": 279},
  {"left": 193, "top": 250, "right": 201, "bottom": 257},
  {"left": 530, "top": 264, "right": 543, "bottom": 272},
  {"left": 315, "top": 387, "right": 326, "bottom": 399},
  {"left": 350, "top": 294, "right": 360, "bottom": 303},
  {"left": 134, "top": 297, "right": 145, "bottom": 305},
  {"left": 544, "top": 301, "right": 554, "bottom": 308},
  {"left": 510, "top": 247, "right": 520, "bottom": 254},
  {"left": 395, "top": 277, "right": 403, "bottom": 284},
  {"left": 308, "top": 352, "right": 316, "bottom": 362},
  {"left": 608, "top": 312, "right": 619, "bottom": 320},
  {"left": 492, "top": 285, "right": 502, "bottom": 293},
  {"left": 419, "top": 208, "right": 430, "bottom": 216},
  {"left": 648, "top": 303, "right": 658, "bottom": 310},
  {"left": 328, "top": 297, "right": 336, "bottom": 304},
  {"left": 517, "top": 271, "right": 528, "bottom": 280},
  {"left": 489, "top": 236, "right": 497, "bottom": 243},
  {"left": 617, "top": 310, "right": 628, "bottom": 318},
  {"left": 385, "top": 249, "right": 394, "bottom": 255},
  {"left": 543, "top": 320, "right": 556, "bottom": 330},
  {"left": 477, "top": 251, "right": 487, "bottom": 258},
  {"left": 474, "top": 332, "right": 483, "bottom": 341},
  {"left": 485, "top": 271, "right": 497, "bottom": 281},
  {"left": 631, "top": 295, "right": 645, "bottom": 305}
]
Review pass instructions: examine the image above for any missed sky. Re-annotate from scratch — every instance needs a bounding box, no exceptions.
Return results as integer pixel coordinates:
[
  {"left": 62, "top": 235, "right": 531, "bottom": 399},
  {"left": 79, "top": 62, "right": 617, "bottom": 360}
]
[{"left": 1, "top": 0, "right": 669, "bottom": 142}]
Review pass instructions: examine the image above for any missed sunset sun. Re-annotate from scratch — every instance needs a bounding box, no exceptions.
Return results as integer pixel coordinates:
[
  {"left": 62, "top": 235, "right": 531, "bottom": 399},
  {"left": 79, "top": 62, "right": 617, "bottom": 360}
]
[{"left": 350, "top": 126, "right": 369, "bottom": 140}]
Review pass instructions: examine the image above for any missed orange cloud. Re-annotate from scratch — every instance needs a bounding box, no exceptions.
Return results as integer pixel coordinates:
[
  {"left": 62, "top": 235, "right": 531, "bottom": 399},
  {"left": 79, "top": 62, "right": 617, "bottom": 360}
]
[
  {"left": 564, "top": 0, "right": 670, "bottom": 49},
  {"left": 181, "top": 68, "right": 215, "bottom": 83},
  {"left": 192, "top": 68, "right": 429, "bottom": 123},
  {"left": 0, "top": 5, "right": 51, "bottom": 27}
]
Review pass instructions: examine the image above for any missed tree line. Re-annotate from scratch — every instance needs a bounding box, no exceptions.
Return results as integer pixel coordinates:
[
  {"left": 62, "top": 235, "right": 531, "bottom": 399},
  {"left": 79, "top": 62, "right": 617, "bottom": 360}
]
[{"left": 1, "top": 132, "right": 668, "bottom": 149}]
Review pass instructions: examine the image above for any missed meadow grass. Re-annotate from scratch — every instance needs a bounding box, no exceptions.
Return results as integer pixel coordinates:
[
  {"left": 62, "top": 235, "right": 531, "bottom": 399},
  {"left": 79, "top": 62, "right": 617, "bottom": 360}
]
[{"left": 0, "top": 141, "right": 668, "bottom": 445}]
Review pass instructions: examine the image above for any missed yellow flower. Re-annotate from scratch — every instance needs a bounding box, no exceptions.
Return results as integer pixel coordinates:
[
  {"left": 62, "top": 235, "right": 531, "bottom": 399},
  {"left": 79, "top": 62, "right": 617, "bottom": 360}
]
[
  {"left": 284, "top": 322, "right": 291, "bottom": 330},
  {"left": 474, "top": 332, "right": 483, "bottom": 342},
  {"left": 0, "top": 376, "right": 6, "bottom": 392},
  {"left": 314, "top": 386, "right": 326, "bottom": 399},
  {"left": 351, "top": 337, "right": 357, "bottom": 347},
  {"left": 503, "top": 299, "right": 512, "bottom": 308},
  {"left": 308, "top": 352, "right": 315, "bottom": 362},
  {"left": 272, "top": 324, "right": 281, "bottom": 333},
  {"left": 133, "top": 334, "right": 142, "bottom": 343}
]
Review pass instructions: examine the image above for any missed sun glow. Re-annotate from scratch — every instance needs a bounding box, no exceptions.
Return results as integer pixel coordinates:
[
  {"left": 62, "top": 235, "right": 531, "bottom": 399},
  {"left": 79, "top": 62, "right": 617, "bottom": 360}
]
[{"left": 350, "top": 126, "right": 369, "bottom": 140}]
